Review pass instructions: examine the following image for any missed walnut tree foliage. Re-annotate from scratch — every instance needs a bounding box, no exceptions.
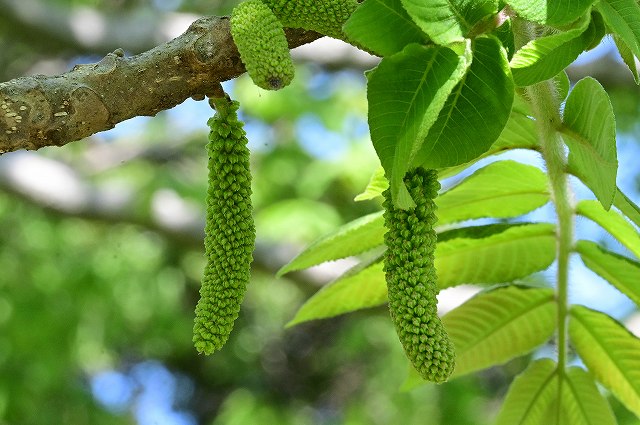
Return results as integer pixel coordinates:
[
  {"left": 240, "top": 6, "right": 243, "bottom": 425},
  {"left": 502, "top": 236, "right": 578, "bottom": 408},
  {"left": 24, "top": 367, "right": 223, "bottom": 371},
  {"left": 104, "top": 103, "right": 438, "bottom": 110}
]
[
  {"left": 220, "top": 0, "right": 640, "bottom": 423},
  {"left": 3, "top": 0, "right": 640, "bottom": 423},
  {"left": 192, "top": 97, "right": 255, "bottom": 354}
]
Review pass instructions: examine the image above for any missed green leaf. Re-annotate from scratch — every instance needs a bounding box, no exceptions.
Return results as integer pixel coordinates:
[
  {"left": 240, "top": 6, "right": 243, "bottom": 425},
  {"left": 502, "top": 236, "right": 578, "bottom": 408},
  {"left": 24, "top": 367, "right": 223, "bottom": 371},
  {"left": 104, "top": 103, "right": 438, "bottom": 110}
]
[
  {"left": 506, "top": 0, "right": 593, "bottom": 26},
  {"left": 569, "top": 305, "right": 640, "bottom": 418},
  {"left": 286, "top": 258, "right": 386, "bottom": 326},
  {"left": 414, "top": 36, "right": 514, "bottom": 169},
  {"left": 585, "top": 11, "right": 607, "bottom": 50},
  {"left": 614, "top": 187, "right": 640, "bottom": 228},
  {"left": 596, "top": 0, "right": 640, "bottom": 58},
  {"left": 443, "top": 286, "right": 556, "bottom": 378},
  {"left": 286, "top": 171, "right": 555, "bottom": 277},
  {"left": 562, "top": 77, "right": 618, "bottom": 210},
  {"left": 367, "top": 43, "right": 470, "bottom": 208},
  {"left": 400, "top": 0, "right": 498, "bottom": 45},
  {"left": 343, "top": 0, "right": 427, "bottom": 57},
  {"left": 428, "top": 93, "right": 539, "bottom": 179},
  {"left": 357, "top": 158, "right": 548, "bottom": 211},
  {"left": 287, "top": 224, "right": 556, "bottom": 326},
  {"left": 496, "top": 358, "right": 559, "bottom": 425},
  {"left": 437, "top": 223, "right": 556, "bottom": 288},
  {"left": 277, "top": 211, "right": 385, "bottom": 276},
  {"left": 576, "top": 200, "right": 640, "bottom": 259},
  {"left": 576, "top": 239, "right": 640, "bottom": 306},
  {"left": 493, "top": 18, "right": 515, "bottom": 60},
  {"left": 491, "top": 106, "right": 538, "bottom": 151},
  {"left": 438, "top": 222, "right": 519, "bottom": 242},
  {"left": 437, "top": 160, "right": 549, "bottom": 225},
  {"left": 424, "top": 96, "right": 539, "bottom": 179},
  {"left": 562, "top": 367, "right": 617, "bottom": 425},
  {"left": 354, "top": 166, "right": 387, "bottom": 202},
  {"left": 614, "top": 34, "right": 640, "bottom": 84},
  {"left": 438, "top": 95, "right": 540, "bottom": 178},
  {"left": 510, "top": 16, "right": 592, "bottom": 86}
]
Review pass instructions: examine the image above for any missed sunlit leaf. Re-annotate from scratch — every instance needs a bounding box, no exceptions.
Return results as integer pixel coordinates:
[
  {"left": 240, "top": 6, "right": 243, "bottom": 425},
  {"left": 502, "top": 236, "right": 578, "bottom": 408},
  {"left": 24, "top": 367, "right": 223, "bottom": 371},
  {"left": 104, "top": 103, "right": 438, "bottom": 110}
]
[
  {"left": 437, "top": 223, "right": 556, "bottom": 288},
  {"left": 285, "top": 168, "right": 553, "bottom": 276},
  {"left": 435, "top": 94, "right": 539, "bottom": 179},
  {"left": 561, "top": 367, "right": 617, "bottom": 425},
  {"left": 576, "top": 200, "right": 640, "bottom": 259},
  {"left": 569, "top": 305, "right": 640, "bottom": 417},
  {"left": 510, "top": 16, "right": 591, "bottom": 86},
  {"left": 496, "top": 358, "right": 559, "bottom": 425},
  {"left": 400, "top": 0, "right": 498, "bottom": 45},
  {"left": 277, "top": 211, "right": 385, "bottom": 276},
  {"left": 354, "top": 166, "right": 388, "bottom": 201},
  {"left": 358, "top": 95, "right": 540, "bottom": 200},
  {"left": 414, "top": 36, "right": 514, "bottom": 169},
  {"left": 367, "top": 43, "right": 470, "bottom": 208},
  {"left": 506, "top": 0, "right": 593, "bottom": 26},
  {"left": 614, "top": 187, "right": 640, "bottom": 228},
  {"left": 562, "top": 77, "right": 618, "bottom": 210},
  {"left": 286, "top": 258, "right": 386, "bottom": 326},
  {"left": 364, "top": 105, "right": 541, "bottom": 190},
  {"left": 614, "top": 34, "right": 640, "bottom": 84},
  {"left": 287, "top": 224, "right": 556, "bottom": 325},
  {"left": 343, "top": 0, "right": 427, "bottom": 56},
  {"left": 576, "top": 240, "right": 640, "bottom": 306},
  {"left": 490, "top": 106, "right": 538, "bottom": 151},
  {"left": 596, "top": 0, "right": 640, "bottom": 58},
  {"left": 436, "top": 160, "right": 549, "bottom": 225},
  {"left": 443, "top": 286, "right": 556, "bottom": 378}
]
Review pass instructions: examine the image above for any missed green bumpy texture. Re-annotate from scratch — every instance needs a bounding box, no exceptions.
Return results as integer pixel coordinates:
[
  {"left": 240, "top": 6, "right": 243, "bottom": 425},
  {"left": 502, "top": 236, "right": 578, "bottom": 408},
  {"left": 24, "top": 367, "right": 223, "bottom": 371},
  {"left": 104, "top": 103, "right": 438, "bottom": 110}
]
[
  {"left": 382, "top": 168, "right": 455, "bottom": 383},
  {"left": 193, "top": 97, "right": 256, "bottom": 355},
  {"left": 230, "top": 0, "right": 358, "bottom": 90},
  {"left": 262, "top": 0, "right": 359, "bottom": 40},
  {"left": 230, "top": 0, "right": 295, "bottom": 90}
]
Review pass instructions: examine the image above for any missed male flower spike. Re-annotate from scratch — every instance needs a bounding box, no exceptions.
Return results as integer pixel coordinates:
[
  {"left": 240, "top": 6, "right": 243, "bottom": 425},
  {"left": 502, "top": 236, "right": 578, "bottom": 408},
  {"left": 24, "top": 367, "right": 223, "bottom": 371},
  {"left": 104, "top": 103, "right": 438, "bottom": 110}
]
[
  {"left": 261, "top": 0, "right": 358, "bottom": 40},
  {"left": 193, "top": 96, "right": 255, "bottom": 355},
  {"left": 230, "top": 0, "right": 295, "bottom": 90},
  {"left": 230, "top": 0, "right": 358, "bottom": 90},
  {"left": 383, "top": 168, "right": 455, "bottom": 383}
]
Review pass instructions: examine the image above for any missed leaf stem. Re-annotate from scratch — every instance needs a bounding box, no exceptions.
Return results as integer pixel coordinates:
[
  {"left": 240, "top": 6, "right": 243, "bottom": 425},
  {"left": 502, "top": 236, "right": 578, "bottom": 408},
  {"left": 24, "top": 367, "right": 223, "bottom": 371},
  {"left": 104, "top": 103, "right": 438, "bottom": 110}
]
[
  {"left": 513, "top": 16, "right": 574, "bottom": 418},
  {"left": 526, "top": 80, "right": 573, "bottom": 371}
]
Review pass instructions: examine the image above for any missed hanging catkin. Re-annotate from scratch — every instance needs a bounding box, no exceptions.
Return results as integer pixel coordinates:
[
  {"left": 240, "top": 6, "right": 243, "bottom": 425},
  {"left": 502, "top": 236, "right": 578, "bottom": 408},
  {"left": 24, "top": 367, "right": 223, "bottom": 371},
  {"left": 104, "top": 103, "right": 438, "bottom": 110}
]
[
  {"left": 193, "top": 96, "right": 255, "bottom": 355},
  {"left": 230, "top": 0, "right": 295, "bottom": 90},
  {"left": 382, "top": 168, "right": 455, "bottom": 382},
  {"left": 261, "top": 0, "right": 358, "bottom": 40},
  {"left": 229, "top": 0, "right": 359, "bottom": 90}
]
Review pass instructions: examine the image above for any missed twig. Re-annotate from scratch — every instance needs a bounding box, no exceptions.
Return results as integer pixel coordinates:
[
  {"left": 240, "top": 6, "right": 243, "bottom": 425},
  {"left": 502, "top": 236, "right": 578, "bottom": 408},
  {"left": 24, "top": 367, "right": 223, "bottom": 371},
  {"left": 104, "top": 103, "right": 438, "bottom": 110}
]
[{"left": 0, "top": 16, "right": 321, "bottom": 153}]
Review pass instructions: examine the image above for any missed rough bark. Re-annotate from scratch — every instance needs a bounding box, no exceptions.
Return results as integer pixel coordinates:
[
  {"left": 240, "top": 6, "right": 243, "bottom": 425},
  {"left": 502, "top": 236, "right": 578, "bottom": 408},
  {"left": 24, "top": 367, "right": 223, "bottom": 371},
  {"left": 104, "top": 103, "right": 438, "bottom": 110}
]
[{"left": 0, "top": 16, "right": 321, "bottom": 153}]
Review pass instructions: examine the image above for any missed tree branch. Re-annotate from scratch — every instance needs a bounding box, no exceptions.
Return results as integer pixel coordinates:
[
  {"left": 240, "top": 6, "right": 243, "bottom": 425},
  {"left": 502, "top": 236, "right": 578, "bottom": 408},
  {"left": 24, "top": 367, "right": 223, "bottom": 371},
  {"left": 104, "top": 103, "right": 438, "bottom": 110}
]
[{"left": 0, "top": 16, "right": 321, "bottom": 153}]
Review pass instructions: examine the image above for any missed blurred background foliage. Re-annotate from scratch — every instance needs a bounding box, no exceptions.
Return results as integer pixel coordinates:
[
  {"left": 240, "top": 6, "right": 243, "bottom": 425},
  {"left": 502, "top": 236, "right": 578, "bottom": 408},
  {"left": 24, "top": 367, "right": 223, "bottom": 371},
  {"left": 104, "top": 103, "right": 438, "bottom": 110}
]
[{"left": 0, "top": 0, "right": 640, "bottom": 424}]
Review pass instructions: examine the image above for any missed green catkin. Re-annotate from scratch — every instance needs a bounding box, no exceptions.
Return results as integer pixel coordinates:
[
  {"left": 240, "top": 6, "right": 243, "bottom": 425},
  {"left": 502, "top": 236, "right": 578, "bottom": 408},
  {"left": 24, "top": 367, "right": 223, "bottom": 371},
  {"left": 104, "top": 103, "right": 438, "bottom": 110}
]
[
  {"left": 230, "top": 0, "right": 358, "bottom": 90},
  {"left": 230, "top": 0, "right": 295, "bottom": 90},
  {"left": 382, "top": 168, "right": 455, "bottom": 383},
  {"left": 261, "top": 0, "right": 359, "bottom": 40},
  {"left": 192, "top": 96, "right": 255, "bottom": 355}
]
